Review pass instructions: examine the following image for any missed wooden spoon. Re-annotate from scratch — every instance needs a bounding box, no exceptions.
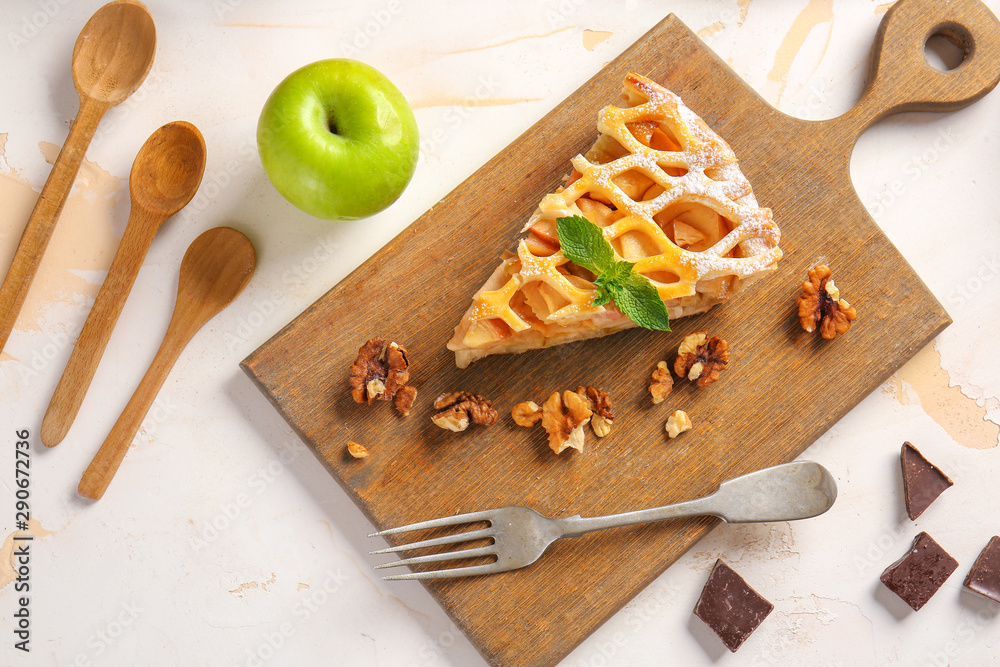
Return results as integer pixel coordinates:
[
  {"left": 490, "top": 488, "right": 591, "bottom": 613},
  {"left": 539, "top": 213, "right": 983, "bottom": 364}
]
[
  {"left": 41, "top": 121, "right": 206, "bottom": 448},
  {"left": 0, "top": 0, "right": 156, "bottom": 355},
  {"left": 78, "top": 228, "right": 256, "bottom": 500}
]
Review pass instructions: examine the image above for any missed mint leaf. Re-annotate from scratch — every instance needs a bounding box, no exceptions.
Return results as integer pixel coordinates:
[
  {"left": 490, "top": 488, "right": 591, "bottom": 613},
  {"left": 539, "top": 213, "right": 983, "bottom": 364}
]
[
  {"left": 602, "top": 260, "right": 634, "bottom": 283},
  {"left": 590, "top": 273, "right": 614, "bottom": 308},
  {"left": 612, "top": 272, "right": 672, "bottom": 331},
  {"left": 556, "top": 215, "right": 615, "bottom": 274},
  {"left": 592, "top": 279, "right": 613, "bottom": 307},
  {"left": 554, "top": 215, "right": 670, "bottom": 331}
]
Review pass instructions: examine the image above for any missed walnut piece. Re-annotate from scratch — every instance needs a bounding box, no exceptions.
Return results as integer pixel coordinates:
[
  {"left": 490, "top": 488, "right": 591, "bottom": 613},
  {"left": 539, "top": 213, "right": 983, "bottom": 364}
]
[
  {"left": 591, "top": 414, "right": 613, "bottom": 438},
  {"left": 541, "top": 390, "right": 593, "bottom": 454},
  {"left": 349, "top": 337, "right": 387, "bottom": 404},
  {"left": 348, "top": 337, "right": 417, "bottom": 415},
  {"left": 431, "top": 392, "right": 498, "bottom": 432},
  {"left": 432, "top": 409, "right": 469, "bottom": 432},
  {"left": 649, "top": 361, "right": 674, "bottom": 404},
  {"left": 674, "top": 331, "right": 729, "bottom": 387},
  {"left": 384, "top": 342, "right": 410, "bottom": 396},
  {"left": 394, "top": 385, "right": 417, "bottom": 417},
  {"left": 665, "top": 410, "right": 692, "bottom": 438},
  {"left": 512, "top": 401, "right": 542, "bottom": 427},
  {"left": 347, "top": 441, "right": 369, "bottom": 458},
  {"left": 575, "top": 386, "right": 615, "bottom": 438},
  {"left": 797, "top": 264, "right": 857, "bottom": 340}
]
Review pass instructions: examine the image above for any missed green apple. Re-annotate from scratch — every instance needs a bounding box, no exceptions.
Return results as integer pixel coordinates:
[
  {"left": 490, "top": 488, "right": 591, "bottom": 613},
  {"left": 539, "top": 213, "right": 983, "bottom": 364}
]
[{"left": 257, "top": 59, "right": 419, "bottom": 220}]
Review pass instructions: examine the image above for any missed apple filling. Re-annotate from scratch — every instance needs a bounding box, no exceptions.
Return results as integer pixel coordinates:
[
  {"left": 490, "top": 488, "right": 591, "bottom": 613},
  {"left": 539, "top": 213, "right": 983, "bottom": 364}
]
[{"left": 448, "top": 72, "right": 781, "bottom": 367}]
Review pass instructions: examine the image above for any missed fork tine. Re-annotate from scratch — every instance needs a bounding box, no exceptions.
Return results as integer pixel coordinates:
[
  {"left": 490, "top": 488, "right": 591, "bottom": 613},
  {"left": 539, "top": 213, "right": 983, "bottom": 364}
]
[
  {"left": 369, "top": 528, "right": 493, "bottom": 555},
  {"left": 373, "top": 546, "right": 495, "bottom": 571},
  {"left": 368, "top": 510, "right": 495, "bottom": 538},
  {"left": 381, "top": 562, "right": 503, "bottom": 581}
]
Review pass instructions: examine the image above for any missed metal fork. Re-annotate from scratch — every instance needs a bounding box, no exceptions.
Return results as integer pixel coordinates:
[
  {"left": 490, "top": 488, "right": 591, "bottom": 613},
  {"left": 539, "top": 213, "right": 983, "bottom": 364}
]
[{"left": 370, "top": 461, "right": 837, "bottom": 580}]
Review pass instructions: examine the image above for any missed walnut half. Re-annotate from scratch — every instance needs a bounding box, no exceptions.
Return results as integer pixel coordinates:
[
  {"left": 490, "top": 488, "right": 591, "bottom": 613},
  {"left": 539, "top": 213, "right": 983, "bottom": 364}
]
[
  {"left": 513, "top": 387, "right": 614, "bottom": 449},
  {"left": 431, "top": 392, "right": 498, "bottom": 432},
  {"left": 349, "top": 337, "right": 388, "bottom": 404},
  {"left": 511, "top": 401, "right": 542, "bottom": 427},
  {"left": 797, "top": 264, "right": 857, "bottom": 340},
  {"left": 665, "top": 410, "right": 692, "bottom": 438},
  {"left": 674, "top": 332, "right": 729, "bottom": 387},
  {"left": 347, "top": 441, "right": 369, "bottom": 458},
  {"left": 348, "top": 337, "right": 418, "bottom": 416},
  {"left": 541, "top": 390, "right": 593, "bottom": 454},
  {"left": 649, "top": 361, "right": 674, "bottom": 404},
  {"left": 575, "top": 385, "right": 615, "bottom": 438}
]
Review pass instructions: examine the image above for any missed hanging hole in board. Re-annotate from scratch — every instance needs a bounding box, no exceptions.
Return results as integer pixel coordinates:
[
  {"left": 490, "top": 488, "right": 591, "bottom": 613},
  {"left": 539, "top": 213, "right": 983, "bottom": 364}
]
[{"left": 924, "top": 25, "right": 973, "bottom": 72}]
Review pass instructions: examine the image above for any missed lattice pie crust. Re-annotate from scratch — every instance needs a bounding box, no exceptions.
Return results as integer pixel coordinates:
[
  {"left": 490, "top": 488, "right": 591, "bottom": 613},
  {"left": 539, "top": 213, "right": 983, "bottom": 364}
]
[{"left": 448, "top": 73, "right": 782, "bottom": 368}]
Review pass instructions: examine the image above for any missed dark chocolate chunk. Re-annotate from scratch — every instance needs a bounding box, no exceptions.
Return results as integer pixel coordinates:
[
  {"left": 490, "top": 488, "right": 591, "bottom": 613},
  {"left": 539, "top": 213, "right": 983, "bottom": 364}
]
[
  {"left": 901, "top": 442, "right": 953, "bottom": 520},
  {"left": 880, "top": 532, "right": 958, "bottom": 611},
  {"left": 964, "top": 536, "right": 1000, "bottom": 603},
  {"left": 693, "top": 559, "right": 773, "bottom": 652}
]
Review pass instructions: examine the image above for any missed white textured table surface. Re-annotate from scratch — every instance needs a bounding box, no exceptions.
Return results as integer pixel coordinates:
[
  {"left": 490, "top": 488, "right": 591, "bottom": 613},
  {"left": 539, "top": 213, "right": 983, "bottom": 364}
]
[{"left": 1, "top": 1, "right": 999, "bottom": 665}]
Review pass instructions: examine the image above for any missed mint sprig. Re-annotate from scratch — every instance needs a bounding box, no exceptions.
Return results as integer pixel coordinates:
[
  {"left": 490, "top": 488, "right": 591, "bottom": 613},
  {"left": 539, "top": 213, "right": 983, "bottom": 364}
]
[
  {"left": 555, "top": 214, "right": 614, "bottom": 274},
  {"left": 556, "top": 215, "right": 671, "bottom": 331}
]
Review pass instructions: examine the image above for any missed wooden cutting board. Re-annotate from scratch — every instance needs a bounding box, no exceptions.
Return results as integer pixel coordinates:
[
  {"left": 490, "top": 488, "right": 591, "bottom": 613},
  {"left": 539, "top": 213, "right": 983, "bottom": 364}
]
[{"left": 242, "top": 1, "right": 1000, "bottom": 665}]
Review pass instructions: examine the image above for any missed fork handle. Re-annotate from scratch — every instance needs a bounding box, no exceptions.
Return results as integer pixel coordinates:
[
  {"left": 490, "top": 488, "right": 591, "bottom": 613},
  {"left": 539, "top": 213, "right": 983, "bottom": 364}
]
[{"left": 555, "top": 496, "right": 720, "bottom": 538}]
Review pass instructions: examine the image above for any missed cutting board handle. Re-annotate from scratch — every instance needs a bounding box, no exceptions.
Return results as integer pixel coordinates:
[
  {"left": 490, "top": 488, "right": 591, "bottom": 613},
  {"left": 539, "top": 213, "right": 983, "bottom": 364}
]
[{"left": 845, "top": 0, "right": 1000, "bottom": 132}]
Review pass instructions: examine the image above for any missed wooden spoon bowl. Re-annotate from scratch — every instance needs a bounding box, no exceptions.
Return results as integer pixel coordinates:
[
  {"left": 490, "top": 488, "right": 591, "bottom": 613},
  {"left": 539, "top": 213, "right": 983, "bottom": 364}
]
[
  {"left": 72, "top": 0, "right": 156, "bottom": 105},
  {"left": 130, "top": 121, "right": 206, "bottom": 214},
  {"left": 0, "top": 0, "right": 157, "bottom": 355},
  {"left": 172, "top": 227, "right": 258, "bottom": 331}
]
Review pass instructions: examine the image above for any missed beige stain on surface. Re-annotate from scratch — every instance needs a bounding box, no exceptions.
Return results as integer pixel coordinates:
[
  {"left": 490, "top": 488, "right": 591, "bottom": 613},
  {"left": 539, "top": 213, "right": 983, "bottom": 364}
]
[
  {"left": 229, "top": 572, "right": 277, "bottom": 597},
  {"left": 223, "top": 23, "right": 320, "bottom": 29},
  {"left": 767, "top": 0, "right": 834, "bottom": 99},
  {"left": 885, "top": 344, "right": 999, "bottom": 449},
  {"left": 26, "top": 518, "right": 54, "bottom": 538},
  {"left": 0, "top": 139, "right": 123, "bottom": 345},
  {"left": 693, "top": 523, "right": 799, "bottom": 566},
  {"left": 38, "top": 141, "right": 120, "bottom": 200},
  {"left": 0, "top": 532, "right": 19, "bottom": 590},
  {"left": 296, "top": 582, "right": 309, "bottom": 591},
  {"left": 410, "top": 96, "right": 543, "bottom": 110},
  {"left": 582, "top": 29, "right": 612, "bottom": 51},
  {"left": 0, "top": 520, "right": 55, "bottom": 590},
  {"left": 228, "top": 580, "right": 259, "bottom": 597},
  {"left": 698, "top": 0, "right": 754, "bottom": 38},
  {"left": 437, "top": 26, "right": 573, "bottom": 55},
  {"left": 697, "top": 22, "right": 725, "bottom": 39}
]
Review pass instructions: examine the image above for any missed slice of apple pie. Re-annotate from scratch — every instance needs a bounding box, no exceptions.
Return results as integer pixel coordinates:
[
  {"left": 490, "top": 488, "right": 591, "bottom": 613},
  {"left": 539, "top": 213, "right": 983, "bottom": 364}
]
[{"left": 448, "top": 72, "right": 782, "bottom": 368}]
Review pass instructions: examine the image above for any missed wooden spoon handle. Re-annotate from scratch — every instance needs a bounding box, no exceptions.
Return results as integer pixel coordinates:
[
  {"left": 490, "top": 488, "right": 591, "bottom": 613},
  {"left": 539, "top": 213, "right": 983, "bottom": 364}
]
[
  {"left": 843, "top": 0, "right": 1000, "bottom": 132},
  {"left": 77, "top": 319, "right": 193, "bottom": 500},
  {"left": 0, "top": 95, "right": 108, "bottom": 353},
  {"left": 41, "top": 207, "right": 165, "bottom": 447}
]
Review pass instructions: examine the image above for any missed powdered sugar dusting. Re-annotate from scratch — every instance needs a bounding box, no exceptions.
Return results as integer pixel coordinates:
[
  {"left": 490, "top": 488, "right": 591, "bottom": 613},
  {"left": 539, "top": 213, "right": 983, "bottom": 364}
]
[{"left": 448, "top": 72, "right": 783, "bottom": 365}]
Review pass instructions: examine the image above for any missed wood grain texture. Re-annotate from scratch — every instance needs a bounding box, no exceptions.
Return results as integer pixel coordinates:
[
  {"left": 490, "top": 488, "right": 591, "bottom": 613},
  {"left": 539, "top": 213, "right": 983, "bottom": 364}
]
[
  {"left": 41, "top": 121, "right": 206, "bottom": 448},
  {"left": 0, "top": 96, "right": 108, "bottom": 354},
  {"left": 79, "top": 227, "right": 255, "bottom": 500},
  {"left": 242, "top": 1, "right": 1000, "bottom": 665},
  {"left": 0, "top": 0, "right": 155, "bottom": 355}
]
